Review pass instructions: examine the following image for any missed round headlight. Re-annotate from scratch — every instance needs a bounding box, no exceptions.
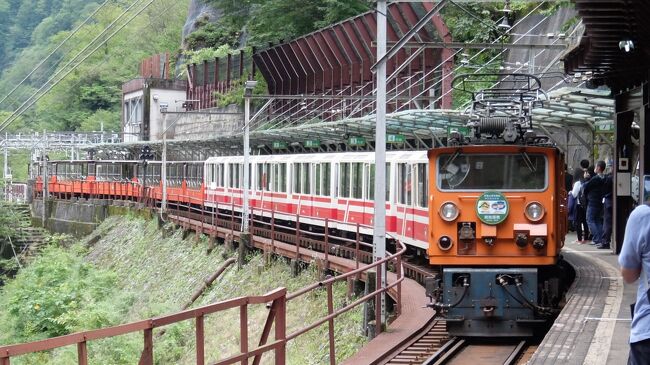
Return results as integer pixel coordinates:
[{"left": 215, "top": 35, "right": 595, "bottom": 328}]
[
  {"left": 438, "top": 235, "right": 453, "bottom": 251},
  {"left": 439, "top": 202, "right": 460, "bottom": 221},
  {"left": 525, "top": 202, "right": 545, "bottom": 222}
]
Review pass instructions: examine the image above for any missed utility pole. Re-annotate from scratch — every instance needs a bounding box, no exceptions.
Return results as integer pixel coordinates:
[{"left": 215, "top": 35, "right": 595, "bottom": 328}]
[
  {"left": 3, "top": 133, "right": 7, "bottom": 179},
  {"left": 3, "top": 140, "right": 8, "bottom": 200},
  {"left": 41, "top": 150, "right": 48, "bottom": 227},
  {"left": 373, "top": 0, "right": 388, "bottom": 332},
  {"left": 161, "top": 109, "right": 168, "bottom": 213},
  {"left": 241, "top": 80, "right": 257, "bottom": 268}
]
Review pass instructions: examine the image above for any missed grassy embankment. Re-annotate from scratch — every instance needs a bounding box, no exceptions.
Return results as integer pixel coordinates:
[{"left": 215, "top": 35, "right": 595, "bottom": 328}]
[{"left": 0, "top": 215, "right": 367, "bottom": 364}]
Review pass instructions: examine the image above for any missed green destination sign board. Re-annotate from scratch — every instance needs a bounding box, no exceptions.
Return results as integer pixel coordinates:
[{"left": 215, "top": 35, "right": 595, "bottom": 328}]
[
  {"left": 304, "top": 139, "right": 320, "bottom": 148},
  {"left": 348, "top": 136, "right": 366, "bottom": 146},
  {"left": 447, "top": 126, "right": 470, "bottom": 136},
  {"left": 476, "top": 191, "right": 509, "bottom": 225},
  {"left": 272, "top": 141, "right": 288, "bottom": 149},
  {"left": 595, "top": 121, "right": 614, "bottom": 133},
  {"left": 387, "top": 134, "right": 406, "bottom": 143}
]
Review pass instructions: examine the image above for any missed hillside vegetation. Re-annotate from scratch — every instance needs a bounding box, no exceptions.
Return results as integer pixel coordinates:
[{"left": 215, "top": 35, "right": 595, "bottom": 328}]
[
  {"left": 0, "top": 0, "right": 189, "bottom": 134},
  {"left": 0, "top": 0, "right": 574, "bottom": 134},
  {"left": 0, "top": 215, "right": 367, "bottom": 364}
]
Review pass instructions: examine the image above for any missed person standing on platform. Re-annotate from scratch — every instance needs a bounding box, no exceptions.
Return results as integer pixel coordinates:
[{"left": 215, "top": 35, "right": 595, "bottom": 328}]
[
  {"left": 619, "top": 201, "right": 650, "bottom": 364},
  {"left": 566, "top": 166, "right": 575, "bottom": 231},
  {"left": 583, "top": 161, "right": 606, "bottom": 246},
  {"left": 600, "top": 171, "right": 614, "bottom": 249},
  {"left": 571, "top": 166, "right": 589, "bottom": 243}
]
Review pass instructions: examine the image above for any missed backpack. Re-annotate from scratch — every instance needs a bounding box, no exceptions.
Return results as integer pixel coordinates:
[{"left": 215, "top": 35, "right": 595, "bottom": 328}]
[{"left": 578, "top": 183, "right": 587, "bottom": 207}]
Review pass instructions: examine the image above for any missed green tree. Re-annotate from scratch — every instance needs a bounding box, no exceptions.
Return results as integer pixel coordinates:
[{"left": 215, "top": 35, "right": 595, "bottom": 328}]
[
  {"left": 0, "top": 245, "right": 120, "bottom": 342},
  {"left": 206, "top": 0, "right": 370, "bottom": 47},
  {"left": 0, "top": 0, "right": 189, "bottom": 133}
]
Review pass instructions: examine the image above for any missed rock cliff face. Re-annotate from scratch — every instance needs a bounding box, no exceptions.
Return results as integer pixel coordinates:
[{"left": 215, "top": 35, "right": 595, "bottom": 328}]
[
  {"left": 175, "top": 0, "right": 222, "bottom": 76},
  {"left": 181, "top": 0, "right": 222, "bottom": 49},
  {"left": 506, "top": 8, "right": 577, "bottom": 91}
]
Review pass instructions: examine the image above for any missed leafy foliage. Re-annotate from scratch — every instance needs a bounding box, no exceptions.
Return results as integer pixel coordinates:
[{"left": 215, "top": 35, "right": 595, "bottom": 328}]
[
  {"left": 0, "top": 0, "right": 189, "bottom": 133},
  {"left": 185, "top": 20, "right": 241, "bottom": 50},
  {"left": 213, "top": 68, "right": 268, "bottom": 108},
  {"left": 206, "top": 0, "right": 370, "bottom": 47},
  {"left": 0, "top": 214, "right": 367, "bottom": 363},
  {"left": 182, "top": 44, "right": 235, "bottom": 68},
  {"left": 0, "top": 244, "right": 121, "bottom": 342}
]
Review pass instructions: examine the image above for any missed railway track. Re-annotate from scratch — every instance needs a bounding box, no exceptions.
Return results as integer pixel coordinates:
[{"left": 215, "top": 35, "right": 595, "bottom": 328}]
[
  {"left": 422, "top": 337, "right": 528, "bottom": 365},
  {"left": 381, "top": 320, "right": 448, "bottom": 365},
  {"left": 166, "top": 205, "right": 538, "bottom": 365}
]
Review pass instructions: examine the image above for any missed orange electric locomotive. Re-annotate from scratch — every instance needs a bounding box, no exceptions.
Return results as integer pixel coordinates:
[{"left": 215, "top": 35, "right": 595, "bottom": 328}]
[{"left": 424, "top": 74, "right": 573, "bottom": 337}]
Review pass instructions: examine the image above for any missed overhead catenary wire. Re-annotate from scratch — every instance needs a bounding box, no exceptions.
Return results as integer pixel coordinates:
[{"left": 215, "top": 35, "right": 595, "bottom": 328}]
[
  {"left": 0, "top": 0, "right": 148, "bottom": 131},
  {"left": 0, "top": 0, "right": 113, "bottom": 110},
  {"left": 0, "top": 0, "right": 154, "bottom": 134},
  {"left": 7, "top": 0, "right": 188, "bottom": 128}
]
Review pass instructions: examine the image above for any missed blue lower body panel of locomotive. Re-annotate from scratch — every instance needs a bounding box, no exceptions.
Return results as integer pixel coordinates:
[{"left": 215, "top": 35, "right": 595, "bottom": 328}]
[{"left": 443, "top": 268, "right": 543, "bottom": 337}]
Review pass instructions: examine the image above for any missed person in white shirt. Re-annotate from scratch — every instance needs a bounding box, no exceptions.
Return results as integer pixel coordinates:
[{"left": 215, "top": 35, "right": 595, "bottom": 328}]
[{"left": 571, "top": 162, "right": 591, "bottom": 243}]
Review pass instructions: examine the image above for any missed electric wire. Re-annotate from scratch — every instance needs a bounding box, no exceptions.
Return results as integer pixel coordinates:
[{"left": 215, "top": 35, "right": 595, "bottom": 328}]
[
  {"left": 0, "top": 0, "right": 113, "bottom": 109},
  {"left": 0, "top": 0, "right": 151, "bottom": 133},
  {"left": 18, "top": 0, "right": 187, "bottom": 132},
  {"left": 0, "top": 0, "right": 148, "bottom": 130},
  {"left": 2, "top": 0, "right": 188, "bottom": 135}
]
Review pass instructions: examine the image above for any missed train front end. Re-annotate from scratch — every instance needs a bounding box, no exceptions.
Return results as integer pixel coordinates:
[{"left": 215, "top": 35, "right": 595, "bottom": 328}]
[{"left": 426, "top": 145, "right": 569, "bottom": 337}]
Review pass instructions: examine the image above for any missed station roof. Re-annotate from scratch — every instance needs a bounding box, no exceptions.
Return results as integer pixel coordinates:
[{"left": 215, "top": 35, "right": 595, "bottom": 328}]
[
  {"left": 85, "top": 86, "right": 613, "bottom": 161},
  {"left": 563, "top": 1, "right": 650, "bottom": 91}
]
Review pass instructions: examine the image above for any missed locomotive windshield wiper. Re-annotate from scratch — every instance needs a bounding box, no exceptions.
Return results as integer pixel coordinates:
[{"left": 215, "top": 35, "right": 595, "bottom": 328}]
[
  {"left": 521, "top": 151, "right": 536, "bottom": 172},
  {"left": 441, "top": 149, "right": 461, "bottom": 173}
]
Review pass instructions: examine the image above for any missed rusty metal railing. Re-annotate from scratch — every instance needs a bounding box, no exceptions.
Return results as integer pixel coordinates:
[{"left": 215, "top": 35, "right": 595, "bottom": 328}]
[
  {"left": 0, "top": 289, "right": 288, "bottom": 365},
  {"left": 8, "top": 184, "right": 407, "bottom": 365}
]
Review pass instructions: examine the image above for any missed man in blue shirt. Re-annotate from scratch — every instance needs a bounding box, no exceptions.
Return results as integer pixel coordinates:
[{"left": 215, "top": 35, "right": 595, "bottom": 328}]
[{"left": 619, "top": 203, "right": 650, "bottom": 364}]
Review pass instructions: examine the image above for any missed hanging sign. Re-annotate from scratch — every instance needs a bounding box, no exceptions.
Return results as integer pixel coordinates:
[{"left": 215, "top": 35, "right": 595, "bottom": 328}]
[
  {"left": 304, "top": 139, "right": 320, "bottom": 148},
  {"left": 272, "top": 141, "right": 288, "bottom": 149},
  {"left": 387, "top": 134, "right": 405, "bottom": 143},
  {"left": 348, "top": 136, "right": 366, "bottom": 146}
]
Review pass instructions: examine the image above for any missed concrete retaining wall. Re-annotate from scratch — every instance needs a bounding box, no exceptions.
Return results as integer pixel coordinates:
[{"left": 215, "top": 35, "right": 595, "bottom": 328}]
[
  {"left": 171, "top": 104, "right": 242, "bottom": 140},
  {"left": 31, "top": 199, "right": 146, "bottom": 237}
]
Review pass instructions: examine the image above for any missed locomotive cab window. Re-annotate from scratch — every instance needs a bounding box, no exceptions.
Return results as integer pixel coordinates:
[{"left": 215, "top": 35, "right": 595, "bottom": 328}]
[{"left": 437, "top": 153, "right": 547, "bottom": 191}]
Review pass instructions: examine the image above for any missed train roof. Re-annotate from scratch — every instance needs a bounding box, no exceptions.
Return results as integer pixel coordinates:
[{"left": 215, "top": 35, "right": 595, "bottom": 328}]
[{"left": 204, "top": 150, "right": 429, "bottom": 164}]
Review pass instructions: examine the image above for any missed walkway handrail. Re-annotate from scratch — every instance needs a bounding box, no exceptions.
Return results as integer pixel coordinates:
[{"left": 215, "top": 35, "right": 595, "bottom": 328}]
[
  {"left": 21, "top": 183, "right": 408, "bottom": 365},
  {"left": 0, "top": 241, "right": 405, "bottom": 365},
  {"left": 0, "top": 288, "right": 288, "bottom": 365}
]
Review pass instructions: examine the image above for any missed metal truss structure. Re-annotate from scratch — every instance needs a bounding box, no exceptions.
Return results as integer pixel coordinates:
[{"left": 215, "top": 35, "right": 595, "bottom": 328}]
[
  {"left": 0, "top": 132, "right": 121, "bottom": 152},
  {"left": 41, "top": 2, "right": 613, "bottom": 162},
  {"left": 84, "top": 85, "right": 613, "bottom": 162}
]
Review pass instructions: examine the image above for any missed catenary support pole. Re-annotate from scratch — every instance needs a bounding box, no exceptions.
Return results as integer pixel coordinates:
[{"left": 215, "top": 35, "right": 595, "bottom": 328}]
[
  {"left": 373, "top": 0, "right": 388, "bottom": 331},
  {"left": 161, "top": 112, "right": 167, "bottom": 213}
]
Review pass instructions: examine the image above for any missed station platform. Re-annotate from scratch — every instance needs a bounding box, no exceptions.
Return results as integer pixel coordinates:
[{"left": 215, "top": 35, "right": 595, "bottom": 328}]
[
  {"left": 342, "top": 232, "right": 636, "bottom": 365},
  {"left": 530, "top": 232, "right": 633, "bottom": 365}
]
